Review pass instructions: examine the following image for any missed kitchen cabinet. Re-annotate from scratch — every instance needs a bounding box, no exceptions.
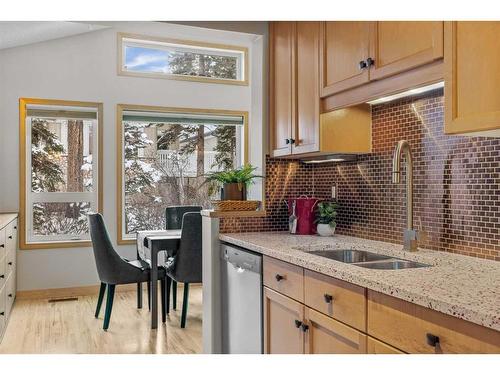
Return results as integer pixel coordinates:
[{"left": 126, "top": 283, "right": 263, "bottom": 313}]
[
  {"left": 319, "top": 22, "right": 371, "bottom": 97},
  {"left": 304, "top": 307, "right": 367, "bottom": 354},
  {"left": 368, "top": 290, "right": 500, "bottom": 354},
  {"left": 263, "top": 287, "right": 304, "bottom": 354},
  {"left": 444, "top": 21, "right": 500, "bottom": 135},
  {"left": 369, "top": 22, "right": 443, "bottom": 81},
  {"left": 262, "top": 254, "right": 500, "bottom": 354},
  {"left": 0, "top": 215, "right": 17, "bottom": 343},
  {"left": 270, "top": 21, "right": 321, "bottom": 156},
  {"left": 320, "top": 21, "right": 443, "bottom": 96}
]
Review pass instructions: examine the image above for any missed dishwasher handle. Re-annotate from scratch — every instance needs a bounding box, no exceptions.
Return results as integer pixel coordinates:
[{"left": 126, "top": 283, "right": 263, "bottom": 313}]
[{"left": 221, "top": 244, "right": 262, "bottom": 274}]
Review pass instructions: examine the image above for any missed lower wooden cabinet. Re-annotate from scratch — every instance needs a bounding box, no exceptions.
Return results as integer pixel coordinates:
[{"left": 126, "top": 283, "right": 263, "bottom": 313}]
[
  {"left": 264, "top": 287, "right": 304, "bottom": 354},
  {"left": 264, "top": 287, "right": 367, "bottom": 354},
  {"left": 304, "top": 307, "right": 366, "bottom": 354}
]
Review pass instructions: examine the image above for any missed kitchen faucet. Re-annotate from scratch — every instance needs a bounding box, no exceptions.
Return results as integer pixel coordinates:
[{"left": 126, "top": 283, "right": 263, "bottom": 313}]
[{"left": 392, "top": 140, "right": 418, "bottom": 252}]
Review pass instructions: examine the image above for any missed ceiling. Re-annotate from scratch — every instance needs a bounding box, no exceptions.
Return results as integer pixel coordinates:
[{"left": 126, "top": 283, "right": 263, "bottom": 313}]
[{"left": 0, "top": 21, "right": 109, "bottom": 50}]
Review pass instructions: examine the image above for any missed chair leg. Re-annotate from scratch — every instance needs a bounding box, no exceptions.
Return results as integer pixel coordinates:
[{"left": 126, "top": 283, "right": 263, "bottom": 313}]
[
  {"left": 160, "top": 278, "right": 166, "bottom": 323},
  {"left": 172, "top": 281, "right": 177, "bottom": 310},
  {"left": 95, "top": 282, "right": 106, "bottom": 318},
  {"left": 103, "top": 284, "right": 116, "bottom": 331},
  {"left": 137, "top": 282, "right": 143, "bottom": 309},
  {"left": 180, "top": 283, "right": 190, "bottom": 329},
  {"left": 147, "top": 281, "right": 151, "bottom": 311},
  {"left": 166, "top": 276, "right": 172, "bottom": 314}
]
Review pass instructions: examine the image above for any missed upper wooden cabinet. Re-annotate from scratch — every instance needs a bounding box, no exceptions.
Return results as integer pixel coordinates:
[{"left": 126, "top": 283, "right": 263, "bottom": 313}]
[
  {"left": 369, "top": 22, "right": 443, "bottom": 81},
  {"left": 319, "top": 22, "right": 371, "bottom": 97},
  {"left": 319, "top": 21, "right": 444, "bottom": 99},
  {"left": 445, "top": 21, "right": 500, "bottom": 135},
  {"left": 270, "top": 21, "right": 320, "bottom": 156},
  {"left": 269, "top": 21, "right": 372, "bottom": 158}
]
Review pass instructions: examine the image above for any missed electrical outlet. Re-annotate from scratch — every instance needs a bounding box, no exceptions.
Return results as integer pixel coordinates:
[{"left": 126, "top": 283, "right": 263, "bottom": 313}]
[{"left": 331, "top": 184, "right": 337, "bottom": 199}]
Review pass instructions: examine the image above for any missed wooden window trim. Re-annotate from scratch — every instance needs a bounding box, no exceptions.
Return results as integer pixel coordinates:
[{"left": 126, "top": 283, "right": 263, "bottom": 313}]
[
  {"left": 117, "top": 32, "right": 249, "bottom": 86},
  {"left": 19, "top": 98, "right": 103, "bottom": 250},
  {"left": 116, "top": 104, "right": 251, "bottom": 245}
]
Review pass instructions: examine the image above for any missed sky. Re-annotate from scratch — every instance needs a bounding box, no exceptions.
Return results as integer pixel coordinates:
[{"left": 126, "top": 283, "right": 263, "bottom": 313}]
[{"left": 124, "top": 46, "right": 170, "bottom": 73}]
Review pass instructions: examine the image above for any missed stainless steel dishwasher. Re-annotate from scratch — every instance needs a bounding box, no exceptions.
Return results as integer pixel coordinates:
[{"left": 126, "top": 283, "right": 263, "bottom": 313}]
[{"left": 221, "top": 243, "right": 263, "bottom": 354}]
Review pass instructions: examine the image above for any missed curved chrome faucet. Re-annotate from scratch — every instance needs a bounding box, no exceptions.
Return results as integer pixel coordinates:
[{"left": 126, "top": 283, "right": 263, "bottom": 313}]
[{"left": 392, "top": 140, "right": 418, "bottom": 252}]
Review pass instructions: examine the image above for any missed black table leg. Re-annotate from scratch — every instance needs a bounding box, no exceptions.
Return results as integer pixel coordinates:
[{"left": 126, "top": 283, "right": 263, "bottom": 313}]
[{"left": 150, "top": 238, "right": 158, "bottom": 329}]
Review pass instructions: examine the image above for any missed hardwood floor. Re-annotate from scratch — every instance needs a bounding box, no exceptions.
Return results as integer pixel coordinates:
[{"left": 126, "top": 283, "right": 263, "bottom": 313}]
[{"left": 0, "top": 285, "right": 202, "bottom": 354}]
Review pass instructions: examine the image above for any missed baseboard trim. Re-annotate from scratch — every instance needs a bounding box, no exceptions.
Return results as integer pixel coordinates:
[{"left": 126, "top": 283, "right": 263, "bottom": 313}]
[
  {"left": 16, "top": 284, "right": 137, "bottom": 300},
  {"left": 16, "top": 282, "right": 202, "bottom": 300}
]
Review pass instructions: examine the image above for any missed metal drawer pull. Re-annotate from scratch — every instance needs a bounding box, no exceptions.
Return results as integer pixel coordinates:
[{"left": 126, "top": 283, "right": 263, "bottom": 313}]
[
  {"left": 300, "top": 323, "right": 309, "bottom": 332},
  {"left": 323, "top": 293, "right": 333, "bottom": 303},
  {"left": 275, "top": 274, "right": 285, "bottom": 282},
  {"left": 0, "top": 312, "right": 5, "bottom": 316},
  {"left": 426, "top": 333, "right": 441, "bottom": 351},
  {"left": 0, "top": 274, "right": 4, "bottom": 279},
  {"left": 8, "top": 235, "right": 12, "bottom": 239},
  {"left": 294, "top": 319, "right": 302, "bottom": 328},
  {"left": 0, "top": 244, "right": 4, "bottom": 248},
  {"left": 8, "top": 262, "right": 13, "bottom": 266},
  {"left": 8, "top": 293, "right": 13, "bottom": 298}
]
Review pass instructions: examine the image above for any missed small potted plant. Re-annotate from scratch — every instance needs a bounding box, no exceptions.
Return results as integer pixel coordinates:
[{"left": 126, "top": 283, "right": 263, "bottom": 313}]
[
  {"left": 315, "top": 201, "right": 338, "bottom": 236},
  {"left": 205, "top": 164, "right": 263, "bottom": 201}
]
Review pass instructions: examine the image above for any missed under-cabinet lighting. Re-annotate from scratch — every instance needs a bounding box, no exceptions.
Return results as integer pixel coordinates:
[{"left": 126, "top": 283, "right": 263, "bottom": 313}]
[
  {"left": 367, "top": 81, "right": 444, "bottom": 105},
  {"left": 303, "top": 158, "right": 345, "bottom": 164},
  {"left": 301, "top": 154, "right": 358, "bottom": 164}
]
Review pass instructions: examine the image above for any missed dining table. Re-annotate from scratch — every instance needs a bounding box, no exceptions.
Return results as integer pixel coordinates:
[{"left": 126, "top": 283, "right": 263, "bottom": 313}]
[{"left": 137, "top": 229, "right": 182, "bottom": 329}]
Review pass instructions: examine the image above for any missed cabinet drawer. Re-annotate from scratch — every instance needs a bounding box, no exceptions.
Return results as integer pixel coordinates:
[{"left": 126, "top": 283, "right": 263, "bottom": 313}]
[
  {"left": 0, "top": 228, "right": 5, "bottom": 260},
  {"left": 263, "top": 256, "right": 304, "bottom": 302},
  {"left": 368, "top": 291, "right": 500, "bottom": 354},
  {"left": 5, "top": 273, "right": 15, "bottom": 316},
  {"left": 0, "top": 284, "right": 6, "bottom": 336},
  {"left": 304, "top": 269, "right": 366, "bottom": 331},
  {"left": 5, "top": 219, "right": 17, "bottom": 254},
  {"left": 367, "top": 336, "right": 404, "bottom": 354},
  {"left": 0, "top": 255, "right": 5, "bottom": 289},
  {"left": 6, "top": 249, "right": 15, "bottom": 277},
  {"left": 304, "top": 307, "right": 367, "bottom": 354}
]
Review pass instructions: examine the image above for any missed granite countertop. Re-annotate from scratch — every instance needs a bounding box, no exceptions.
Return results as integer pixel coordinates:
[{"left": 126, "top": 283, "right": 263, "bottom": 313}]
[
  {"left": 0, "top": 212, "right": 18, "bottom": 229},
  {"left": 219, "top": 232, "right": 500, "bottom": 332}
]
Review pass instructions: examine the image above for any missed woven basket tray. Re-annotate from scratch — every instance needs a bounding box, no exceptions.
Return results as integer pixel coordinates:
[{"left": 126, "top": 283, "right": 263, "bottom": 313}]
[{"left": 212, "top": 200, "right": 261, "bottom": 212}]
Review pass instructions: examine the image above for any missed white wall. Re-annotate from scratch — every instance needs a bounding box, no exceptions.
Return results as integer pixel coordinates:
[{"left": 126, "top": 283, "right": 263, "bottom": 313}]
[{"left": 0, "top": 21, "right": 266, "bottom": 291}]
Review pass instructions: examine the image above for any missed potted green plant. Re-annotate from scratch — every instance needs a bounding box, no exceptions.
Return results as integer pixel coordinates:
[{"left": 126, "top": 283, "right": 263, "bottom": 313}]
[
  {"left": 315, "top": 201, "right": 338, "bottom": 236},
  {"left": 205, "top": 164, "right": 263, "bottom": 201}
]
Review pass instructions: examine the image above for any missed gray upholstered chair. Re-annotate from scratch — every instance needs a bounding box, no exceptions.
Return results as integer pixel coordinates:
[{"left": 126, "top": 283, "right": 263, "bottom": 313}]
[
  {"left": 164, "top": 205, "right": 202, "bottom": 309},
  {"left": 88, "top": 213, "right": 168, "bottom": 330},
  {"left": 164, "top": 211, "right": 202, "bottom": 328}
]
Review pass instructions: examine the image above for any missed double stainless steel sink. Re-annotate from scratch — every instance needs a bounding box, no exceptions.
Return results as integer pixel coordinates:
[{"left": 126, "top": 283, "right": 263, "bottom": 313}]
[{"left": 309, "top": 249, "right": 430, "bottom": 270}]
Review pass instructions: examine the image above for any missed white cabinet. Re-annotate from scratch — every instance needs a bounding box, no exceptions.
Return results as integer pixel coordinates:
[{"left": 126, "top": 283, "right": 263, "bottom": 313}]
[{"left": 0, "top": 215, "right": 17, "bottom": 342}]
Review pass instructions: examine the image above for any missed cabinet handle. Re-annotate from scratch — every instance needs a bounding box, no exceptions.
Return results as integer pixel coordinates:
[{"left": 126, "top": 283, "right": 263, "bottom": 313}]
[
  {"left": 8, "top": 262, "right": 13, "bottom": 266},
  {"left": 14, "top": 226, "right": 17, "bottom": 229},
  {"left": 8, "top": 293, "right": 13, "bottom": 298},
  {"left": 0, "top": 274, "right": 4, "bottom": 279},
  {"left": 275, "top": 274, "right": 285, "bottom": 282},
  {"left": 323, "top": 293, "right": 333, "bottom": 303},
  {"left": 359, "top": 60, "right": 367, "bottom": 70},
  {"left": 0, "top": 312, "right": 5, "bottom": 316},
  {"left": 0, "top": 244, "right": 4, "bottom": 248},
  {"left": 294, "top": 319, "right": 302, "bottom": 328},
  {"left": 426, "top": 333, "right": 440, "bottom": 348},
  {"left": 285, "top": 138, "right": 290, "bottom": 144},
  {"left": 289, "top": 138, "right": 295, "bottom": 144},
  {"left": 8, "top": 235, "right": 12, "bottom": 239},
  {"left": 301, "top": 323, "right": 309, "bottom": 332},
  {"left": 366, "top": 57, "right": 375, "bottom": 67}
]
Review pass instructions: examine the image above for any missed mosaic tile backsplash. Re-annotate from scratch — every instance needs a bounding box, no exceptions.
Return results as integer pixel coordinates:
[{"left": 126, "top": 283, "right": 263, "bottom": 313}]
[{"left": 220, "top": 89, "right": 500, "bottom": 261}]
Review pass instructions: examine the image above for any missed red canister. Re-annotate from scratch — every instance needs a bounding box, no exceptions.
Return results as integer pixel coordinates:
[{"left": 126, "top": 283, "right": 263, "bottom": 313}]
[{"left": 286, "top": 196, "right": 320, "bottom": 235}]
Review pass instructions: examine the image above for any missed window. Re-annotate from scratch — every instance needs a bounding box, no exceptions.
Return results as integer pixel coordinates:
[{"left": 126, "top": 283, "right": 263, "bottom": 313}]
[
  {"left": 118, "top": 33, "right": 248, "bottom": 85},
  {"left": 19, "top": 99, "right": 102, "bottom": 249},
  {"left": 117, "top": 105, "right": 247, "bottom": 243}
]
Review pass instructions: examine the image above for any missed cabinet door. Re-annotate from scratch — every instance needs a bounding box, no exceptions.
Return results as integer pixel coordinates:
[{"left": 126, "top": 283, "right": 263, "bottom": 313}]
[
  {"left": 263, "top": 287, "right": 304, "bottom": 354},
  {"left": 319, "top": 22, "right": 370, "bottom": 97},
  {"left": 369, "top": 21, "right": 443, "bottom": 80},
  {"left": 270, "top": 22, "right": 294, "bottom": 156},
  {"left": 445, "top": 21, "right": 500, "bottom": 134},
  {"left": 367, "top": 337, "right": 404, "bottom": 354},
  {"left": 304, "top": 307, "right": 367, "bottom": 354},
  {"left": 292, "top": 21, "right": 320, "bottom": 154}
]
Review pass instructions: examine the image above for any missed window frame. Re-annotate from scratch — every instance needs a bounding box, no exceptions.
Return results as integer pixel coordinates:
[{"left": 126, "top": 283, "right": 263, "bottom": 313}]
[
  {"left": 116, "top": 103, "right": 248, "bottom": 244},
  {"left": 117, "top": 32, "right": 249, "bottom": 86},
  {"left": 19, "top": 98, "right": 103, "bottom": 250}
]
